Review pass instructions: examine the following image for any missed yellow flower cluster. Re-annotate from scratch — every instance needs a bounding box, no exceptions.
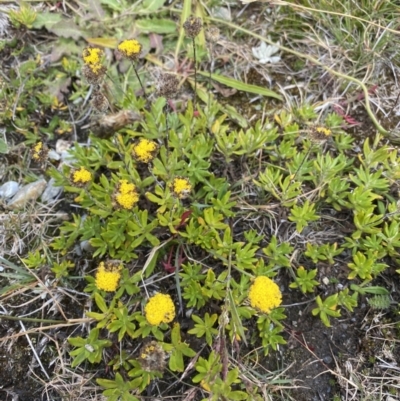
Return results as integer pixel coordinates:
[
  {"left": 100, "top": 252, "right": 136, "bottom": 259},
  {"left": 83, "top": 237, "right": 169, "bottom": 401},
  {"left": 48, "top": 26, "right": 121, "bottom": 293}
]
[
  {"left": 248, "top": 276, "right": 282, "bottom": 314},
  {"left": 115, "top": 179, "right": 139, "bottom": 209},
  {"left": 170, "top": 177, "right": 192, "bottom": 199},
  {"left": 132, "top": 139, "right": 158, "bottom": 163},
  {"left": 71, "top": 167, "right": 92, "bottom": 185},
  {"left": 82, "top": 47, "right": 106, "bottom": 78},
  {"left": 315, "top": 127, "right": 332, "bottom": 137},
  {"left": 144, "top": 293, "right": 175, "bottom": 326},
  {"left": 95, "top": 261, "right": 122, "bottom": 292},
  {"left": 117, "top": 39, "right": 142, "bottom": 59},
  {"left": 308, "top": 126, "right": 332, "bottom": 144},
  {"left": 83, "top": 47, "right": 103, "bottom": 65},
  {"left": 32, "top": 142, "right": 43, "bottom": 159},
  {"left": 31, "top": 142, "right": 47, "bottom": 162}
]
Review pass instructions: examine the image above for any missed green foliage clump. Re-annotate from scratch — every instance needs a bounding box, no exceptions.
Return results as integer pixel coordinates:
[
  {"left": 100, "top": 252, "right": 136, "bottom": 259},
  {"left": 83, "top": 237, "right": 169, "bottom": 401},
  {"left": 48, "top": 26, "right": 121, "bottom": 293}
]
[
  {"left": 5, "top": 4, "right": 400, "bottom": 400},
  {"left": 45, "top": 35, "right": 400, "bottom": 399}
]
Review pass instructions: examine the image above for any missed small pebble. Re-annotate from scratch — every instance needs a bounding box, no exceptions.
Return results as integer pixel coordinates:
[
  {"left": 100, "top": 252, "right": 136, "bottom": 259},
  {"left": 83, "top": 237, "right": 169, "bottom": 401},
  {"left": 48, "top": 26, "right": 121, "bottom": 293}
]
[
  {"left": 6, "top": 179, "right": 46, "bottom": 210},
  {"left": 80, "top": 240, "right": 95, "bottom": 253},
  {"left": 0, "top": 181, "right": 19, "bottom": 199},
  {"left": 48, "top": 149, "right": 61, "bottom": 161},
  {"left": 55, "top": 139, "right": 72, "bottom": 154},
  {"left": 41, "top": 178, "right": 63, "bottom": 203}
]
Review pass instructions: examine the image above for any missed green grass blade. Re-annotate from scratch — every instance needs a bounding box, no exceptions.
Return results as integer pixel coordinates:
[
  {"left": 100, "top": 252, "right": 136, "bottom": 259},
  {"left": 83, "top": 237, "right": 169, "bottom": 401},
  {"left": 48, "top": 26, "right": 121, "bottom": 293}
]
[
  {"left": 228, "top": 290, "right": 248, "bottom": 346},
  {"left": 174, "top": 0, "right": 192, "bottom": 59},
  {"left": 198, "top": 71, "right": 282, "bottom": 100}
]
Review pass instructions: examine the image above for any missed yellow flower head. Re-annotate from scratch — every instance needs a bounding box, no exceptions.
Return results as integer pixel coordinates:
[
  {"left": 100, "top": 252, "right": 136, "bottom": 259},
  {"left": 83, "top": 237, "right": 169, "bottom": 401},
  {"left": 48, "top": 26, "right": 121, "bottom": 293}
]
[
  {"left": 119, "top": 179, "right": 135, "bottom": 194},
  {"left": 132, "top": 139, "right": 158, "bottom": 163},
  {"left": 117, "top": 39, "right": 142, "bottom": 60},
  {"left": 144, "top": 293, "right": 175, "bottom": 326},
  {"left": 309, "top": 126, "right": 332, "bottom": 143},
  {"left": 170, "top": 177, "right": 192, "bottom": 199},
  {"left": 82, "top": 47, "right": 104, "bottom": 65},
  {"left": 33, "top": 141, "right": 42, "bottom": 156},
  {"left": 71, "top": 167, "right": 92, "bottom": 186},
  {"left": 316, "top": 126, "right": 332, "bottom": 136},
  {"left": 114, "top": 179, "right": 139, "bottom": 210},
  {"left": 95, "top": 261, "right": 122, "bottom": 292},
  {"left": 89, "top": 63, "right": 105, "bottom": 74},
  {"left": 248, "top": 276, "right": 282, "bottom": 314},
  {"left": 31, "top": 141, "right": 48, "bottom": 162},
  {"left": 82, "top": 63, "right": 107, "bottom": 85}
]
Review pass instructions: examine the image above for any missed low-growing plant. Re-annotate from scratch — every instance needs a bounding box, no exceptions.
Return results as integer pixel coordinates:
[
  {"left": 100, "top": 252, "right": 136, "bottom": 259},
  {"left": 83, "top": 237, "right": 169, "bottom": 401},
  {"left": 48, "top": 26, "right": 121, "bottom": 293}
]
[
  {"left": 3, "top": 2, "right": 400, "bottom": 400},
  {"left": 289, "top": 266, "right": 319, "bottom": 294}
]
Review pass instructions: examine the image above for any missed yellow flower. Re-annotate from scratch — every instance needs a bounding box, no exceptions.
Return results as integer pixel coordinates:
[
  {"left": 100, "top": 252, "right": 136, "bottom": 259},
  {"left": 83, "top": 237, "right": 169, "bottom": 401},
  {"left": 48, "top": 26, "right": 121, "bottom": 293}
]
[
  {"left": 82, "top": 64, "right": 106, "bottom": 85},
  {"left": 170, "top": 177, "right": 192, "bottom": 199},
  {"left": 31, "top": 141, "right": 48, "bottom": 162},
  {"left": 115, "top": 192, "right": 139, "bottom": 209},
  {"left": 117, "top": 39, "right": 142, "bottom": 59},
  {"left": 82, "top": 47, "right": 104, "bottom": 65},
  {"left": 315, "top": 126, "right": 332, "bottom": 137},
  {"left": 248, "top": 276, "right": 282, "bottom": 314},
  {"left": 309, "top": 126, "right": 332, "bottom": 144},
  {"left": 132, "top": 139, "right": 158, "bottom": 163},
  {"left": 119, "top": 180, "right": 136, "bottom": 194},
  {"left": 32, "top": 142, "right": 42, "bottom": 158},
  {"left": 95, "top": 261, "right": 122, "bottom": 292},
  {"left": 144, "top": 293, "right": 175, "bottom": 326},
  {"left": 71, "top": 167, "right": 92, "bottom": 185},
  {"left": 114, "top": 179, "right": 139, "bottom": 210},
  {"left": 87, "top": 62, "right": 106, "bottom": 75}
]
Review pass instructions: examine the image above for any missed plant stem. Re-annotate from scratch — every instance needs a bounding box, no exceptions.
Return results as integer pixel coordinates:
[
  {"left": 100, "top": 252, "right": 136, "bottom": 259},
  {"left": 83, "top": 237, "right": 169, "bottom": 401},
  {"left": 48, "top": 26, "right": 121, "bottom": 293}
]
[
  {"left": 192, "top": 37, "right": 197, "bottom": 110},
  {"left": 133, "top": 65, "right": 146, "bottom": 98}
]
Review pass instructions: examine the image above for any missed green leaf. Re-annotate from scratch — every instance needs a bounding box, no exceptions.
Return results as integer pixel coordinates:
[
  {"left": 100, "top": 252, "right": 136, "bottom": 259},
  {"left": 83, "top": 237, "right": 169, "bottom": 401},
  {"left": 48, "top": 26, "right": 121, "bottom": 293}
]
[
  {"left": 100, "top": 0, "right": 125, "bottom": 12},
  {"left": 97, "top": 377, "right": 117, "bottom": 389},
  {"left": 228, "top": 290, "right": 247, "bottom": 346},
  {"left": 350, "top": 284, "right": 390, "bottom": 295},
  {"left": 89, "top": 208, "right": 111, "bottom": 218},
  {"left": 193, "top": 81, "right": 248, "bottom": 128},
  {"left": 229, "top": 391, "right": 249, "bottom": 401},
  {"left": 32, "top": 12, "right": 62, "bottom": 29},
  {"left": 94, "top": 293, "right": 108, "bottom": 313},
  {"left": 86, "top": 311, "right": 106, "bottom": 320},
  {"left": 136, "top": 18, "right": 177, "bottom": 34},
  {"left": 0, "top": 139, "right": 8, "bottom": 154},
  {"left": 198, "top": 71, "right": 282, "bottom": 100},
  {"left": 141, "top": 0, "right": 166, "bottom": 12},
  {"left": 85, "top": 38, "right": 118, "bottom": 51},
  {"left": 47, "top": 19, "right": 83, "bottom": 40}
]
